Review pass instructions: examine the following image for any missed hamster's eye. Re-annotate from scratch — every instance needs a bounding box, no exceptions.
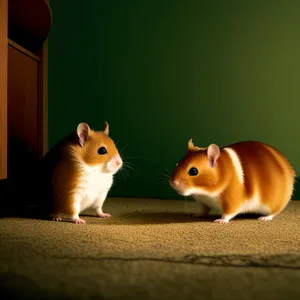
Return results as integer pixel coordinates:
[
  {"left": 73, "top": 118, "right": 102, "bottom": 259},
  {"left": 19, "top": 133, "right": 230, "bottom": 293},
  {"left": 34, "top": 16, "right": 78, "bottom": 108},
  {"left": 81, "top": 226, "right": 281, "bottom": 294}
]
[
  {"left": 97, "top": 147, "right": 107, "bottom": 155},
  {"left": 188, "top": 167, "right": 198, "bottom": 176}
]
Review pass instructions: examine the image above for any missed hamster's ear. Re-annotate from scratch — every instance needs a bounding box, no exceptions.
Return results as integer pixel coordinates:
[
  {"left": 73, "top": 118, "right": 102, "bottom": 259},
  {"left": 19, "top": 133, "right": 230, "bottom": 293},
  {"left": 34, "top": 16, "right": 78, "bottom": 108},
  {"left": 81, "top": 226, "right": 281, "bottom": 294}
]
[
  {"left": 103, "top": 121, "right": 109, "bottom": 135},
  {"left": 77, "top": 122, "right": 90, "bottom": 147},
  {"left": 207, "top": 144, "right": 220, "bottom": 168},
  {"left": 188, "top": 138, "right": 194, "bottom": 150}
]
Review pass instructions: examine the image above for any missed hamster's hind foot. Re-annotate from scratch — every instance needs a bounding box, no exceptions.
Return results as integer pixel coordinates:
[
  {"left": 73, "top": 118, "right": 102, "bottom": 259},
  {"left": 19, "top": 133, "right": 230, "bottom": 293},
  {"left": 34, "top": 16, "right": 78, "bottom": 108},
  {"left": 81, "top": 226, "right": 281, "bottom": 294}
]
[
  {"left": 52, "top": 217, "right": 62, "bottom": 222},
  {"left": 214, "top": 218, "right": 229, "bottom": 224},
  {"left": 72, "top": 217, "right": 86, "bottom": 224},
  {"left": 97, "top": 212, "right": 111, "bottom": 218},
  {"left": 258, "top": 215, "right": 274, "bottom": 221},
  {"left": 213, "top": 212, "right": 236, "bottom": 224}
]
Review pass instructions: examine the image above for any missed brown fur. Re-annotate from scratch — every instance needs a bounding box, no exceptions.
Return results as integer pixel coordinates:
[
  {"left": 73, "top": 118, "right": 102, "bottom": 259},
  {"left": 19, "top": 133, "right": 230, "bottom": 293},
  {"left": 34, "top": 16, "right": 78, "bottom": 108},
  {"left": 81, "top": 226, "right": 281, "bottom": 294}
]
[{"left": 170, "top": 140, "right": 296, "bottom": 221}]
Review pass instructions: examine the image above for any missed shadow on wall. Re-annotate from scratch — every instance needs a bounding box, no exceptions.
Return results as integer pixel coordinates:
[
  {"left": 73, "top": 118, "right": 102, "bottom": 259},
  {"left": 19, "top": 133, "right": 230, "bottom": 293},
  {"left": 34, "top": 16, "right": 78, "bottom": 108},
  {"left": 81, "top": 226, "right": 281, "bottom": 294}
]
[{"left": 292, "top": 177, "right": 300, "bottom": 200}]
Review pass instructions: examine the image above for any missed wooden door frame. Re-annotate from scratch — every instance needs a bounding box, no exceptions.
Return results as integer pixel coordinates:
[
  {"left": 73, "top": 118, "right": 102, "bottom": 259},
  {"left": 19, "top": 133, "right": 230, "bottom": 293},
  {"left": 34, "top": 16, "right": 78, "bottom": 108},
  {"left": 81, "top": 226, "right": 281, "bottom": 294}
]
[
  {"left": 38, "top": 36, "right": 49, "bottom": 158},
  {"left": 0, "top": 0, "right": 8, "bottom": 180},
  {"left": 39, "top": 0, "right": 50, "bottom": 158}
]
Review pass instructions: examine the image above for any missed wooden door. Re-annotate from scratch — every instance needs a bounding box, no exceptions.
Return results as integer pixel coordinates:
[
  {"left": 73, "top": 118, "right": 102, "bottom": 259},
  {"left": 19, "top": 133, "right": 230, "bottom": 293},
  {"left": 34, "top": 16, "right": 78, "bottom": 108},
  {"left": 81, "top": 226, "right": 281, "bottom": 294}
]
[
  {"left": 7, "top": 44, "right": 39, "bottom": 157},
  {"left": 7, "top": 43, "right": 39, "bottom": 201}
]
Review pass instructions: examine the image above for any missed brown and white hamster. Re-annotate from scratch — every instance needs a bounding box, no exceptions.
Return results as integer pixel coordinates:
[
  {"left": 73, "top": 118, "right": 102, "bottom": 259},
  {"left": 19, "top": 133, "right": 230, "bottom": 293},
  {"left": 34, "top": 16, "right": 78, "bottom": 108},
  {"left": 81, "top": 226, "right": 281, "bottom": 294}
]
[
  {"left": 170, "top": 139, "right": 296, "bottom": 223},
  {"left": 39, "top": 121, "right": 123, "bottom": 224}
]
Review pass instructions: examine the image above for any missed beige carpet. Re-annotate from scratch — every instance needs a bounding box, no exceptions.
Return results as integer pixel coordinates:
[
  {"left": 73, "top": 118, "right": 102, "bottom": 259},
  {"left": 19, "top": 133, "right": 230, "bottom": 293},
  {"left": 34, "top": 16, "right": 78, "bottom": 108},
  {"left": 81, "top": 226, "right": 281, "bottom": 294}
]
[{"left": 1, "top": 197, "right": 300, "bottom": 300}]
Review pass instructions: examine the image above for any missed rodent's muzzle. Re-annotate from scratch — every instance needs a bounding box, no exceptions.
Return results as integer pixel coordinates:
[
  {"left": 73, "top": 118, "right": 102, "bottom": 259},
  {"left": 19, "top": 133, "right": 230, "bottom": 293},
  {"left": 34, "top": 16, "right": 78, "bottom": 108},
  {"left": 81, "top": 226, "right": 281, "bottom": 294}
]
[{"left": 169, "top": 178, "right": 187, "bottom": 195}]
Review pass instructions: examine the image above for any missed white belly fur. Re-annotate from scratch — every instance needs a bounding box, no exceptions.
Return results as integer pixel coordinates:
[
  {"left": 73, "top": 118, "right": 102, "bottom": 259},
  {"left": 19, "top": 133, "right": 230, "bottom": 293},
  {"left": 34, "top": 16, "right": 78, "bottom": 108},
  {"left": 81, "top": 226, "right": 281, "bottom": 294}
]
[
  {"left": 76, "top": 166, "right": 113, "bottom": 213},
  {"left": 194, "top": 194, "right": 223, "bottom": 213},
  {"left": 194, "top": 192, "right": 270, "bottom": 215},
  {"left": 239, "top": 192, "right": 270, "bottom": 215}
]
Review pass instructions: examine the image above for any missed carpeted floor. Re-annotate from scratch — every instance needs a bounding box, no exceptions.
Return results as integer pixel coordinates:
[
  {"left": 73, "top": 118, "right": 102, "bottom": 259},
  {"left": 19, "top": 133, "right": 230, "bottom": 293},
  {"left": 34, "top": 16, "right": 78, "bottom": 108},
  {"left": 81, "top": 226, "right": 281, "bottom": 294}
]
[{"left": 1, "top": 197, "right": 300, "bottom": 300}]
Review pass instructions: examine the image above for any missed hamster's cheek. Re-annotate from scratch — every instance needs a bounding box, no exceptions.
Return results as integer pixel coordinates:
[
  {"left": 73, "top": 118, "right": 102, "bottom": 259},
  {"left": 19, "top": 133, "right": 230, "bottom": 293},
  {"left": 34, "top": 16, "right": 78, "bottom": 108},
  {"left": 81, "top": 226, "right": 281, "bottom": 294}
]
[{"left": 98, "top": 163, "right": 106, "bottom": 172}]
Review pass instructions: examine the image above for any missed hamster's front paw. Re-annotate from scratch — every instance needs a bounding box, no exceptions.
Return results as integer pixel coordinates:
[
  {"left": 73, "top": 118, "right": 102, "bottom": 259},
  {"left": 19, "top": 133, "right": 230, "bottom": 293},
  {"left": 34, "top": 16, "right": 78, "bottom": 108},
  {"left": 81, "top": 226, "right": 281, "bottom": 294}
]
[
  {"left": 52, "top": 217, "right": 62, "bottom": 222},
  {"left": 97, "top": 212, "right": 111, "bottom": 218},
  {"left": 214, "top": 218, "right": 229, "bottom": 224},
  {"left": 72, "top": 218, "right": 86, "bottom": 224},
  {"left": 258, "top": 215, "right": 273, "bottom": 221}
]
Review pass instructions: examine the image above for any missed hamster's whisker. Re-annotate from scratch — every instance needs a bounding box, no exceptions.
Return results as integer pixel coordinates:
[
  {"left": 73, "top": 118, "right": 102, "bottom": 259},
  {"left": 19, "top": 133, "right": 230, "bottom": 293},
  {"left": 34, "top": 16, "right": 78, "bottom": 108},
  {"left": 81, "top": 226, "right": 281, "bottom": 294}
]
[
  {"left": 119, "top": 168, "right": 131, "bottom": 181},
  {"left": 162, "top": 180, "right": 171, "bottom": 188},
  {"left": 124, "top": 163, "right": 134, "bottom": 175},
  {"left": 121, "top": 164, "right": 133, "bottom": 176},
  {"left": 124, "top": 168, "right": 133, "bottom": 179},
  {"left": 156, "top": 177, "right": 171, "bottom": 187},
  {"left": 117, "top": 167, "right": 126, "bottom": 180},
  {"left": 162, "top": 172, "right": 171, "bottom": 180},
  {"left": 119, "top": 168, "right": 127, "bottom": 180},
  {"left": 119, "top": 144, "right": 128, "bottom": 155},
  {"left": 157, "top": 173, "right": 171, "bottom": 183},
  {"left": 122, "top": 163, "right": 136, "bottom": 171},
  {"left": 164, "top": 168, "right": 171, "bottom": 175},
  {"left": 119, "top": 170, "right": 126, "bottom": 181},
  {"left": 156, "top": 178, "right": 168, "bottom": 186},
  {"left": 122, "top": 160, "right": 136, "bottom": 167},
  {"left": 121, "top": 167, "right": 135, "bottom": 180},
  {"left": 124, "top": 171, "right": 132, "bottom": 181},
  {"left": 165, "top": 185, "right": 175, "bottom": 192},
  {"left": 159, "top": 180, "right": 173, "bottom": 190},
  {"left": 120, "top": 157, "right": 137, "bottom": 170}
]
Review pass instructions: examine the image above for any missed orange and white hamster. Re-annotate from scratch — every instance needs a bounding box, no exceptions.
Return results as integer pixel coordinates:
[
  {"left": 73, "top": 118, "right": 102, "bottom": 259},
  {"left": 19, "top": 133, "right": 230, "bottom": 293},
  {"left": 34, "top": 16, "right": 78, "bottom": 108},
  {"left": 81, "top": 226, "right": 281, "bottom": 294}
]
[
  {"left": 170, "top": 139, "right": 295, "bottom": 223},
  {"left": 39, "top": 121, "right": 123, "bottom": 224}
]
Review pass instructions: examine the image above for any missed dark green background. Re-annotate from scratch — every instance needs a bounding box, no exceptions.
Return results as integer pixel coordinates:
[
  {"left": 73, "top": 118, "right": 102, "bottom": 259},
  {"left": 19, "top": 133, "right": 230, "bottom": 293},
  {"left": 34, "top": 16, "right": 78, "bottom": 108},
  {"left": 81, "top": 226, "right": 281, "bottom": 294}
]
[{"left": 48, "top": 0, "right": 300, "bottom": 200}]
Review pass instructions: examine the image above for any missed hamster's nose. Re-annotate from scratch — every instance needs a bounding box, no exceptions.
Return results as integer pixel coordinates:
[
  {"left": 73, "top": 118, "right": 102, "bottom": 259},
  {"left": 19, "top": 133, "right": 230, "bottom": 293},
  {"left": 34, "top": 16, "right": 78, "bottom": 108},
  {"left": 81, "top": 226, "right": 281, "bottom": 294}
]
[
  {"left": 113, "top": 155, "right": 122, "bottom": 167},
  {"left": 171, "top": 179, "right": 183, "bottom": 189},
  {"left": 172, "top": 180, "right": 180, "bottom": 187}
]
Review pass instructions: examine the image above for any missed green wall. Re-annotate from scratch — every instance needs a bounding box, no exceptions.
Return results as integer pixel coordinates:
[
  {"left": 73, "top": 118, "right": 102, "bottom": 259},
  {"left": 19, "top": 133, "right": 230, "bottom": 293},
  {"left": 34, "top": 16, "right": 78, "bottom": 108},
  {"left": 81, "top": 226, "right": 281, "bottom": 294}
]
[{"left": 48, "top": 0, "right": 300, "bottom": 200}]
